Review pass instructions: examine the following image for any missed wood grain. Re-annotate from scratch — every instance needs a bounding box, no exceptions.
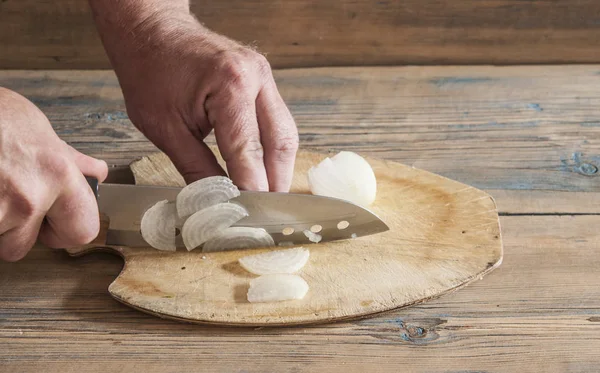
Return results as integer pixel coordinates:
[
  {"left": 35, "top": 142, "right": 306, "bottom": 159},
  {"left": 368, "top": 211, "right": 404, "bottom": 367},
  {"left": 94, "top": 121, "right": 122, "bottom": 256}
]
[
  {"left": 1, "top": 216, "right": 597, "bottom": 372},
  {"left": 490, "top": 190, "right": 600, "bottom": 215},
  {"left": 0, "top": 65, "right": 598, "bottom": 370},
  {"left": 2, "top": 0, "right": 600, "bottom": 69},
  {"left": 65, "top": 149, "right": 501, "bottom": 325},
  {"left": 0, "top": 66, "right": 598, "bottom": 193}
]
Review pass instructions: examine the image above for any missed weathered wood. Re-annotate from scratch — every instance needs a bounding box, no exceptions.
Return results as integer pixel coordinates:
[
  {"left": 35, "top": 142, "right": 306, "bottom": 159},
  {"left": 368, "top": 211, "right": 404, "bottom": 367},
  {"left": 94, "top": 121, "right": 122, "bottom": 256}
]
[
  {"left": 0, "top": 66, "right": 598, "bottom": 192},
  {"left": 2, "top": 0, "right": 600, "bottom": 69},
  {"left": 1, "top": 216, "right": 598, "bottom": 372},
  {"left": 490, "top": 190, "right": 600, "bottom": 215},
  {"left": 65, "top": 149, "right": 501, "bottom": 325},
  {"left": 0, "top": 65, "right": 598, "bottom": 371}
]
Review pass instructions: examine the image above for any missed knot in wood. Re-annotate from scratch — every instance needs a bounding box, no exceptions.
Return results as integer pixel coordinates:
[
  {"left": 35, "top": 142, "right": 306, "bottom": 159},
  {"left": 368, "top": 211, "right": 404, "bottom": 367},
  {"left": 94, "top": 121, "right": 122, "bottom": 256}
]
[{"left": 578, "top": 163, "right": 598, "bottom": 176}]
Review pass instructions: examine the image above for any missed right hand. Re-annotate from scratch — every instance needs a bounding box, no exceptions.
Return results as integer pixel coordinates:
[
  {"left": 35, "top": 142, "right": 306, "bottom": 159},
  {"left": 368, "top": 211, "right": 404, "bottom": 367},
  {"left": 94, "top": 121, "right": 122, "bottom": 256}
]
[{"left": 0, "top": 88, "right": 108, "bottom": 262}]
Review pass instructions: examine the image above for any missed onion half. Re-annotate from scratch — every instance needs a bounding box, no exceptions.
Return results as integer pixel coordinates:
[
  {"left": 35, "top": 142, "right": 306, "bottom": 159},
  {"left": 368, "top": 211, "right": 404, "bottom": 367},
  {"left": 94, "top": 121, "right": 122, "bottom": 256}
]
[
  {"left": 202, "top": 227, "right": 275, "bottom": 253},
  {"left": 176, "top": 176, "right": 240, "bottom": 218},
  {"left": 308, "top": 151, "right": 377, "bottom": 207},
  {"left": 238, "top": 247, "right": 309, "bottom": 275},
  {"left": 140, "top": 200, "right": 177, "bottom": 251},
  {"left": 247, "top": 274, "right": 309, "bottom": 303},
  {"left": 181, "top": 202, "right": 248, "bottom": 251}
]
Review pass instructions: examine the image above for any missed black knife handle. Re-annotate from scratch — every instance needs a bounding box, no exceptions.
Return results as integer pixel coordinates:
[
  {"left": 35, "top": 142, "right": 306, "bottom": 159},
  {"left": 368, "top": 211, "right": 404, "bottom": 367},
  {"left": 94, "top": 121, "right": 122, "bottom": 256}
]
[{"left": 85, "top": 176, "right": 99, "bottom": 200}]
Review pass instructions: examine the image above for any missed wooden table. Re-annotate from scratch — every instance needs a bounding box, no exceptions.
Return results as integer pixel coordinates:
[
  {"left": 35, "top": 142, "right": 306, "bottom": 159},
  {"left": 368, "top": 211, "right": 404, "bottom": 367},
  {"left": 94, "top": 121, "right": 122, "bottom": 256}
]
[{"left": 1, "top": 66, "right": 599, "bottom": 372}]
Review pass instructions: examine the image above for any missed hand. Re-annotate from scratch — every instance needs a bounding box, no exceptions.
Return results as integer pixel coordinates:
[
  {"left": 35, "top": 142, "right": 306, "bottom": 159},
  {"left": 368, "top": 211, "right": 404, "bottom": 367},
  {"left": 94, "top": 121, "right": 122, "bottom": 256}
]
[
  {"left": 102, "top": 14, "right": 298, "bottom": 192},
  {"left": 0, "top": 88, "right": 108, "bottom": 261}
]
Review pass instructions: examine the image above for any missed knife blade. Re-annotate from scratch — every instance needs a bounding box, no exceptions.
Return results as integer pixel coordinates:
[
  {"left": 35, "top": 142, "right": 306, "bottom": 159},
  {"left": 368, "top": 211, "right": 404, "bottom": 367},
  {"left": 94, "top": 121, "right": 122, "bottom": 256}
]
[{"left": 87, "top": 178, "right": 389, "bottom": 248}]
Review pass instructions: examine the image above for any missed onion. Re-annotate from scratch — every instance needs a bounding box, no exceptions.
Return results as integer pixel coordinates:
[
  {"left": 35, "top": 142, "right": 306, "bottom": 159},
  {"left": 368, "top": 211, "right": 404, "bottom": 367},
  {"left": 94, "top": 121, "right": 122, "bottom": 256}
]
[
  {"left": 176, "top": 176, "right": 240, "bottom": 218},
  {"left": 140, "top": 200, "right": 177, "bottom": 251},
  {"left": 303, "top": 229, "right": 322, "bottom": 243},
  {"left": 202, "top": 227, "right": 274, "bottom": 253},
  {"left": 239, "top": 247, "right": 309, "bottom": 275},
  {"left": 308, "top": 151, "right": 377, "bottom": 207},
  {"left": 302, "top": 229, "right": 323, "bottom": 243},
  {"left": 247, "top": 274, "right": 309, "bottom": 303},
  {"left": 181, "top": 202, "right": 248, "bottom": 251}
]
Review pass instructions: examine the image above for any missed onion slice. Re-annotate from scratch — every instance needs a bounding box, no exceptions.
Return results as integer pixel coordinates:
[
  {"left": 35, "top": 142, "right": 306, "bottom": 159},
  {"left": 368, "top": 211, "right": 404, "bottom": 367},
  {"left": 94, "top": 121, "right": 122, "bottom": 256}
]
[
  {"left": 238, "top": 247, "right": 309, "bottom": 275},
  {"left": 181, "top": 202, "right": 248, "bottom": 251},
  {"left": 202, "top": 227, "right": 275, "bottom": 253},
  {"left": 247, "top": 274, "right": 309, "bottom": 303},
  {"left": 303, "top": 229, "right": 322, "bottom": 243},
  {"left": 140, "top": 200, "right": 177, "bottom": 251},
  {"left": 176, "top": 176, "right": 240, "bottom": 218},
  {"left": 308, "top": 151, "right": 377, "bottom": 207}
]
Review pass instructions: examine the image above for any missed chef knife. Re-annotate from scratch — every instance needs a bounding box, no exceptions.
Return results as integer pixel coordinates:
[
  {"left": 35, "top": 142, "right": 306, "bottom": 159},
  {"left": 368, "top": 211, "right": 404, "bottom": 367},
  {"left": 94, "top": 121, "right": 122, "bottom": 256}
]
[{"left": 86, "top": 177, "right": 389, "bottom": 248}]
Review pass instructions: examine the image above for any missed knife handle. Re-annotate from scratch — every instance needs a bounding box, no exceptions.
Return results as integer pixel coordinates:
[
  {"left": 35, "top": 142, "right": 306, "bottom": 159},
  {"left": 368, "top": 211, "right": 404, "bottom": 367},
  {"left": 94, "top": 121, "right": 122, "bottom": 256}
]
[{"left": 85, "top": 176, "right": 99, "bottom": 200}]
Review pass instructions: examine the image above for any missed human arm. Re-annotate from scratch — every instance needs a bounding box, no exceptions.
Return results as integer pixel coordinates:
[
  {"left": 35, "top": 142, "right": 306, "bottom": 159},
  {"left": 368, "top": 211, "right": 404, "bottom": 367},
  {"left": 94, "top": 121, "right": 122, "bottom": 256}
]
[{"left": 87, "top": 0, "right": 299, "bottom": 192}]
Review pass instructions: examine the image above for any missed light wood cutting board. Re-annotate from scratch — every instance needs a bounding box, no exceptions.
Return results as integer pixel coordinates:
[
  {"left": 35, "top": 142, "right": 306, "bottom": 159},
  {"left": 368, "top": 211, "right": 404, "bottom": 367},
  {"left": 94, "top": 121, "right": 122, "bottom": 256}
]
[{"left": 66, "top": 147, "right": 503, "bottom": 326}]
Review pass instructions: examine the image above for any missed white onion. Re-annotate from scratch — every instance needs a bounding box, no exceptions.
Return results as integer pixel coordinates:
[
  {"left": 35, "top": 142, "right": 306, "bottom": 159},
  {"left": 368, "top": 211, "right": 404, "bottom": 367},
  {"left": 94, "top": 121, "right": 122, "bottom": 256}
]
[
  {"left": 202, "top": 227, "right": 274, "bottom": 253},
  {"left": 247, "top": 274, "right": 309, "bottom": 303},
  {"left": 303, "top": 229, "right": 322, "bottom": 243},
  {"left": 181, "top": 202, "right": 248, "bottom": 251},
  {"left": 239, "top": 247, "right": 309, "bottom": 275},
  {"left": 140, "top": 200, "right": 177, "bottom": 251},
  {"left": 308, "top": 151, "right": 377, "bottom": 207},
  {"left": 176, "top": 176, "right": 240, "bottom": 218}
]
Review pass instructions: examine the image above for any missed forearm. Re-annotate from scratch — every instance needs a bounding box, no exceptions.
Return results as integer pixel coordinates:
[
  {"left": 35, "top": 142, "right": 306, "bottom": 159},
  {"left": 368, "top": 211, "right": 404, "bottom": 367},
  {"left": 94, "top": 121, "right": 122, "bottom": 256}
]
[{"left": 87, "top": 0, "right": 204, "bottom": 68}]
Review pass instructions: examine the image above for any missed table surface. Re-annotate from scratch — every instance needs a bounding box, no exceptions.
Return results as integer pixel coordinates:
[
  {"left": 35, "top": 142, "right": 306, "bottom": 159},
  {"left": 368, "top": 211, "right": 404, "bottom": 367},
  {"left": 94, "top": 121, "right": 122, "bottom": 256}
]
[{"left": 0, "top": 66, "right": 599, "bottom": 372}]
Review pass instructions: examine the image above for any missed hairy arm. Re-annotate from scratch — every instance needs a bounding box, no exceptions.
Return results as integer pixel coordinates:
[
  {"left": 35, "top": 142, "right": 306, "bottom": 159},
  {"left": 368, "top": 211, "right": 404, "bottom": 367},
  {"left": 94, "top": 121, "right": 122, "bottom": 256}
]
[{"left": 86, "top": 0, "right": 299, "bottom": 192}]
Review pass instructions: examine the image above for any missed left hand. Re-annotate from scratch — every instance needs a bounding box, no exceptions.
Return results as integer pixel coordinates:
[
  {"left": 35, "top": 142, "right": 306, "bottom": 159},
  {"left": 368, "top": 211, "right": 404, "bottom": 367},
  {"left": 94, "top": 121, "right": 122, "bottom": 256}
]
[{"left": 100, "top": 13, "right": 299, "bottom": 192}]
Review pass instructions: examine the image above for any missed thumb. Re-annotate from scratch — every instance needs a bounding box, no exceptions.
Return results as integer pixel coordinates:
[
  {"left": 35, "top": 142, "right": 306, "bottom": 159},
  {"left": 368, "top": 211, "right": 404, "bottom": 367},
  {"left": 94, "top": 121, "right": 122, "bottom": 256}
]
[{"left": 66, "top": 144, "right": 109, "bottom": 182}]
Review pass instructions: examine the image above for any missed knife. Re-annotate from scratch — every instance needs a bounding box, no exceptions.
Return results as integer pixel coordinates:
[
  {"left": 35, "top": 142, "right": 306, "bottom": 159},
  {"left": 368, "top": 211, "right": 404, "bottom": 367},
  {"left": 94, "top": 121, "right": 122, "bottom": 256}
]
[{"left": 86, "top": 177, "right": 389, "bottom": 248}]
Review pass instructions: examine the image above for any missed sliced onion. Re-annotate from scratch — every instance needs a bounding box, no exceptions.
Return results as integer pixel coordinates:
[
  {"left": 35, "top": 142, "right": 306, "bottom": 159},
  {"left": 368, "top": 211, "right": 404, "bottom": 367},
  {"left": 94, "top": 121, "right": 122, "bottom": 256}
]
[
  {"left": 247, "top": 274, "right": 309, "bottom": 303},
  {"left": 176, "top": 176, "right": 240, "bottom": 218},
  {"left": 181, "top": 202, "right": 248, "bottom": 251},
  {"left": 308, "top": 151, "right": 377, "bottom": 207},
  {"left": 140, "top": 200, "right": 177, "bottom": 251},
  {"left": 202, "top": 227, "right": 275, "bottom": 253},
  {"left": 303, "top": 229, "right": 322, "bottom": 243},
  {"left": 239, "top": 247, "right": 309, "bottom": 275}
]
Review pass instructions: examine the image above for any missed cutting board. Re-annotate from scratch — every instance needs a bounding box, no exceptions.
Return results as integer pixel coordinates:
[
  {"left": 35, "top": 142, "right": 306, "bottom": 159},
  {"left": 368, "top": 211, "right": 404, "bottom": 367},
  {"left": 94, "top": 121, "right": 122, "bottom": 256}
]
[{"left": 66, "top": 147, "right": 503, "bottom": 326}]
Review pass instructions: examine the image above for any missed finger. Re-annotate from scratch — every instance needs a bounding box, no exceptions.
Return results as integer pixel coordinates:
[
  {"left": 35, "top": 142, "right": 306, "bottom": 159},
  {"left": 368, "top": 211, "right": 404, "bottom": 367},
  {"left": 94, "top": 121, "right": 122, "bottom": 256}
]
[
  {"left": 256, "top": 83, "right": 299, "bottom": 192},
  {"left": 163, "top": 125, "right": 227, "bottom": 184},
  {"left": 66, "top": 144, "right": 109, "bottom": 182},
  {"left": 37, "top": 174, "right": 101, "bottom": 249},
  {"left": 0, "top": 216, "right": 44, "bottom": 262},
  {"left": 206, "top": 91, "right": 269, "bottom": 191}
]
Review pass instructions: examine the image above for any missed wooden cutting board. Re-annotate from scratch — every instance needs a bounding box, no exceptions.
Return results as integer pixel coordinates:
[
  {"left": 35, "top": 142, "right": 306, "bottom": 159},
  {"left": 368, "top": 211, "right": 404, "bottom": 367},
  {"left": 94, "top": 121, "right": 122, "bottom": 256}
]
[{"left": 66, "top": 147, "right": 503, "bottom": 326}]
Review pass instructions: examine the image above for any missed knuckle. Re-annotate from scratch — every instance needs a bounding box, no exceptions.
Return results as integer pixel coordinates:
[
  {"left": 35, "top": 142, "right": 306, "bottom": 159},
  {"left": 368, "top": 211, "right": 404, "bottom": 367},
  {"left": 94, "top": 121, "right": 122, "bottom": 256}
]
[
  {"left": 217, "top": 49, "right": 270, "bottom": 90},
  {"left": 254, "top": 53, "right": 272, "bottom": 76},
  {"left": 271, "top": 135, "right": 299, "bottom": 161},
  {"left": 40, "top": 152, "right": 73, "bottom": 181},
  {"left": 10, "top": 187, "right": 42, "bottom": 218},
  {"left": 218, "top": 54, "right": 249, "bottom": 88},
  {"left": 225, "top": 138, "right": 264, "bottom": 163}
]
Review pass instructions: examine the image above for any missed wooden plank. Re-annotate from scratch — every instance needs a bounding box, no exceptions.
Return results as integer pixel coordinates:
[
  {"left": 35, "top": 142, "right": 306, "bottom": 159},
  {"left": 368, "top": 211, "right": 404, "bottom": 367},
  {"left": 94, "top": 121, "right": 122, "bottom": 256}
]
[
  {"left": 490, "top": 190, "right": 600, "bottom": 215},
  {"left": 2, "top": 0, "right": 600, "bottom": 69},
  {"left": 1, "top": 216, "right": 598, "bottom": 372},
  {"left": 0, "top": 66, "right": 598, "bottom": 193}
]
